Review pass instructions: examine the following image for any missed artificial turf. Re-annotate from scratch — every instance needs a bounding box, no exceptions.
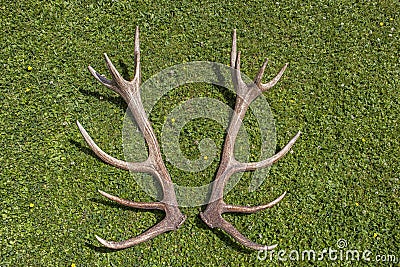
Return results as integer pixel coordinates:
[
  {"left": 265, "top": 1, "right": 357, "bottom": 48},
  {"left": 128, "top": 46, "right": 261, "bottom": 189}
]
[{"left": 1, "top": 0, "right": 399, "bottom": 266}]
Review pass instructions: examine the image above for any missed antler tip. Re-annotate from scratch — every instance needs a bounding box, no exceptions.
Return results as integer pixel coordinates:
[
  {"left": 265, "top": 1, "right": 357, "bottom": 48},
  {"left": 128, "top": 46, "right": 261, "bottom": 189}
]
[
  {"left": 88, "top": 64, "right": 97, "bottom": 72},
  {"left": 76, "top": 120, "right": 85, "bottom": 132},
  {"left": 294, "top": 131, "right": 301, "bottom": 140},
  {"left": 262, "top": 243, "right": 278, "bottom": 251},
  {"left": 95, "top": 235, "right": 113, "bottom": 248},
  {"left": 283, "top": 62, "right": 289, "bottom": 71},
  {"left": 104, "top": 53, "right": 115, "bottom": 64},
  {"left": 254, "top": 58, "right": 269, "bottom": 85},
  {"left": 98, "top": 189, "right": 106, "bottom": 195},
  {"left": 271, "top": 191, "right": 287, "bottom": 207},
  {"left": 232, "top": 29, "right": 237, "bottom": 43},
  {"left": 103, "top": 52, "right": 110, "bottom": 62},
  {"left": 135, "top": 26, "right": 140, "bottom": 41},
  {"left": 103, "top": 53, "right": 112, "bottom": 64},
  {"left": 87, "top": 65, "right": 96, "bottom": 76}
]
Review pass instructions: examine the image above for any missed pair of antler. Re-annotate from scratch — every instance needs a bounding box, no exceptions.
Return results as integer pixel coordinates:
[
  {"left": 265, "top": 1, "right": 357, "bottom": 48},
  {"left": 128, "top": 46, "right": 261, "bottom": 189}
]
[{"left": 77, "top": 27, "right": 300, "bottom": 250}]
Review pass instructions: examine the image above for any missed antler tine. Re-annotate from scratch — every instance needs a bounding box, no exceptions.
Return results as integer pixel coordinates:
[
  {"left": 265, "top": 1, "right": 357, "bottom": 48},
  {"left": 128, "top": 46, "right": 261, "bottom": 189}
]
[
  {"left": 88, "top": 65, "right": 120, "bottom": 94},
  {"left": 78, "top": 27, "right": 186, "bottom": 249},
  {"left": 230, "top": 29, "right": 237, "bottom": 68},
  {"left": 235, "top": 50, "right": 241, "bottom": 71},
  {"left": 200, "top": 30, "right": 300, "bottom": 250},
  {"left": 233, "top": 51, "right": 247, "bottom": 93},
  {"left": 76, "top": 120, "right": 152, "bottom": 171},
  {"left": 98, "top": 189, "right": 164, "bottom": 210},
  {"left": 103, "top": 53, "right": 128, "bottom": 90},
  {"left": 237, "top": 131, "right": 301, "bottom": 172},
  {"left": 95, "top": 214, "right": 183, "bottom": 250},
  {"left": 230, "top": 31, "right": 249, "bottom": 99},
  {"left": 134, "top": 26, "right": 141, "bottom": 82},
  {"left": 214, "top": 217, "right": 278, "bottom": 251},
  {"left": 254, "top": 58, "right": 269, "bottom": 86},
  {"left": 223, "top": 191, "right": 287, "bottom": 213}
]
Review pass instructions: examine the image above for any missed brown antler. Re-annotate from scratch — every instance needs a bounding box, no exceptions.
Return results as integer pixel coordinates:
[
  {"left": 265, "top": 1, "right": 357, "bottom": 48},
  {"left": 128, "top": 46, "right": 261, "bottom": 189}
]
[
  {"left": 77, "top": 27, "right": 185, "bottom": 250},
  {"left": 200, "top": 30, "right": 300, "bottom": 250}
]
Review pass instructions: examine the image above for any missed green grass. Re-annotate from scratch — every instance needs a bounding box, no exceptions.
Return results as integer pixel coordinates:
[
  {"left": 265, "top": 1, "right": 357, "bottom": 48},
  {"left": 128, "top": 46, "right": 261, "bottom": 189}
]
[{"left": 1, "top": 0, "right": 399, "bottom": 266}]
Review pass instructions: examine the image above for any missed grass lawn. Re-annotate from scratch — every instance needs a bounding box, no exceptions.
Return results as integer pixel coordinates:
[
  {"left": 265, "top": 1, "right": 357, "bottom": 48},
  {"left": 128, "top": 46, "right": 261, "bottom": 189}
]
[{"left": 1, "top": 0, "right": 399, "bottom": 266}]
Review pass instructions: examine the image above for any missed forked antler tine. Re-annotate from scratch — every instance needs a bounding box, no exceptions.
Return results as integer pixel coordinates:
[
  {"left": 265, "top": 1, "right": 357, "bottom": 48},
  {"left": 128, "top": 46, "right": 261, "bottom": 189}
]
[
  {"left": 258, "top": 62, "right": 289, "bottom": 92},
  {"left": 88, "top": 29, "right": 139, "bottom": 90},
  {"left": 237, "top": 131, "right": 301, "bottom": 172},
  {"left": 223, "top": 191, "right": 287, "bottom": 214},
  {"left": 98, "top": 190, "right": 164, "bottom": 210},
  {"left": 254, "top": 58, "right": 269, "bottom": 86},
  {"left": 214, "top": 216, "right": 278, "bottom": 251},
  {"left": 95, "top": 217, "right": 178, "bottom": 250}
]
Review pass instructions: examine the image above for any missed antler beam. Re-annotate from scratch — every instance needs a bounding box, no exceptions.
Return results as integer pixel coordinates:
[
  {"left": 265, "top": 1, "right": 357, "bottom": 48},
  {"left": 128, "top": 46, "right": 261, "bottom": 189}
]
[
  {"left": 77, "top": 27, "right": 185, "bottom": 250},
  {"left": 200, "top": 29, "right": 300, "bottom": 250}
]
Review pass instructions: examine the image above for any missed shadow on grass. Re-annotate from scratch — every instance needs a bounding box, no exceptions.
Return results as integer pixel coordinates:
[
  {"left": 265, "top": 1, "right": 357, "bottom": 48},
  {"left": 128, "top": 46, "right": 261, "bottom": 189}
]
[
  {"left": 79, "top": 58, "right": 130, "bottom": 108},
  {"left": 69, "top": 139, "right": 101, "bottom": 163},
  {"left": 85, "top": 241, "right": 116, "bottom": 253},
  {"left": 78, "top": 88, "right": 127, "bottom": 110},
  {"left": 118, "top": 59, "right": 131, "bottom": 81}
]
